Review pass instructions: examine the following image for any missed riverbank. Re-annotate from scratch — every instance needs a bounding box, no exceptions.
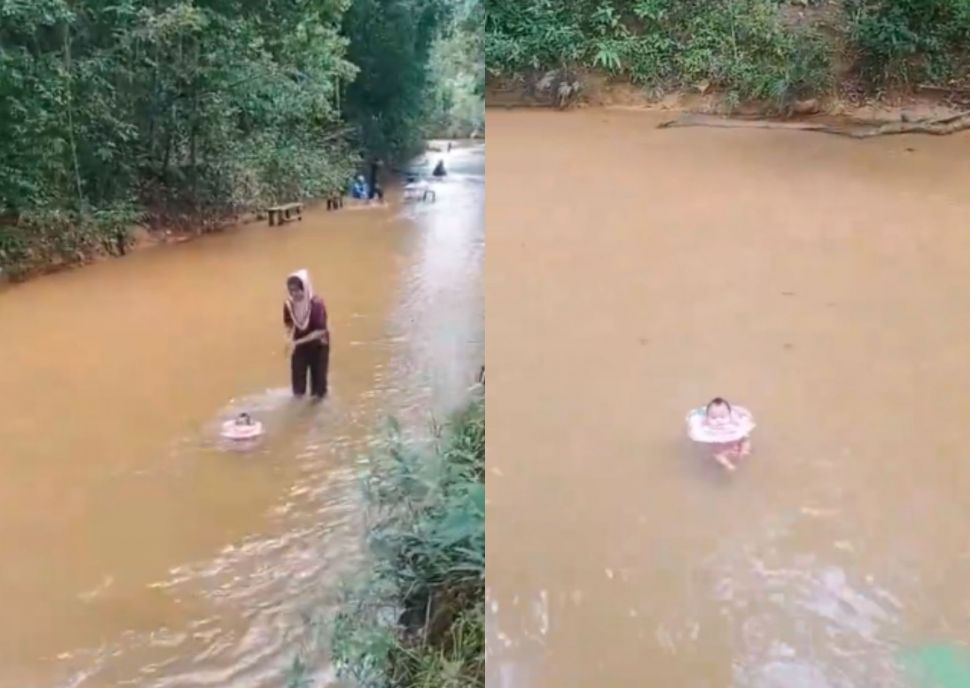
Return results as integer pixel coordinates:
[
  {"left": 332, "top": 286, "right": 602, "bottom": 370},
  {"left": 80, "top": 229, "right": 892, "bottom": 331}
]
[
  {"left": 485, "top": 0, "right": 970, "bottom": 115},
  {"left": 0, "top": 209, "right": 273, "bottom": 285},
  {"left": 0, "top": 139, "right": 477, "bottom": 287},
  {"left": 294, "top": 394, "right": 485, "bottom": 688},
  {"left": 486, "top": 73, "right": 970, "bottom": 124}
]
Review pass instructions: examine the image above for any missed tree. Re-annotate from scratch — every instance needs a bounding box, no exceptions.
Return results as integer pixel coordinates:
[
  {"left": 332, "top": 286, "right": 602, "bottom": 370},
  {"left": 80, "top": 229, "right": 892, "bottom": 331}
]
[{"left": 342, "top": 0, "right": 448, "bottom": 161}]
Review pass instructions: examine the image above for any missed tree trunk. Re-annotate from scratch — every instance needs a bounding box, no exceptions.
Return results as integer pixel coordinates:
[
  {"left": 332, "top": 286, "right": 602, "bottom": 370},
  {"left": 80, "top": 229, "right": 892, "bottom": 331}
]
[{"left": 62, "top": 20, "right": 86, "bottom": 214}]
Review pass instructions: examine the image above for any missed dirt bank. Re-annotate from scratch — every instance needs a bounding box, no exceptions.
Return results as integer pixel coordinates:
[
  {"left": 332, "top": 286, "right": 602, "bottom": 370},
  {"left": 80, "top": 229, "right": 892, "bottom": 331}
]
[
  {"left": 0, "top": 212, "right": 258, "bottom": 287},
  {"left": 486, "top": 72, "right": 970, "bottom": 124}
]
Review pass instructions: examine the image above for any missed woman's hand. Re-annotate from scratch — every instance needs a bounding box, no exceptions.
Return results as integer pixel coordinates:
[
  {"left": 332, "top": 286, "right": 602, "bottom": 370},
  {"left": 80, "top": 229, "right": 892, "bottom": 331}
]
[{"left": 287, "top": 331, "right": 327, "bottom": 349}]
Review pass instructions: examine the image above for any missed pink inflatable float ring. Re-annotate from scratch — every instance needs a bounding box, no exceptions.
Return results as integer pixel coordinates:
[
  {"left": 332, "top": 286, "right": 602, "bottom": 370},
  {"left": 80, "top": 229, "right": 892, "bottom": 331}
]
[
  {"left": 686, "top": 405, "right": 755, "bottom": 444},
  {"left": 221, "top": 413, "right": 264, "bottom": 441}
]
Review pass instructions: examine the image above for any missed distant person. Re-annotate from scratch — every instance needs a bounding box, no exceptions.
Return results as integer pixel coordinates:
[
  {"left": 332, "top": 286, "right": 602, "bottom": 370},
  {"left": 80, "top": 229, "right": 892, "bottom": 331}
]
[
  {"left": 685, "top": 397, "right": 755, "bottom": 472},
  {"left": 283, "top": 270, "right": 330, "bottom": 399},
  {"left": 447, "top": 142, "right": 453, "bottom": 152},
  {"left": 368, "top": 160, "right": 384, "bottom": 202},
  {"left": 350, "top": 175, "right": 368, "bottom": 200},
  {"left": 432, "top": 159, "right": 447, "bottom": 177}
]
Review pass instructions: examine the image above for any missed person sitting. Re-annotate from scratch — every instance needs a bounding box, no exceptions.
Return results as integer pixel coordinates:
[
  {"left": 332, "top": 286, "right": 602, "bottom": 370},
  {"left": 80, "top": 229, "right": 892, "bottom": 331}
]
[
  {"left": 350, "top": 175, "right": 368, "bottom": 200},
  {"left": 432, "top": 159, "right": 447, "bottom": 177}
]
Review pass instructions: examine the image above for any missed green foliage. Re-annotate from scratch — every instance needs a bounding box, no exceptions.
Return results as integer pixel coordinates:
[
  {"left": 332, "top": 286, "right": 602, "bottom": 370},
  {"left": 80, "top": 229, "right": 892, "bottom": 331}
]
[
  {"left": 0, "top": 202, "right": 141, "bottom": 279},
  {"left": 342, "top": 0, "right": 449, "bottom": 162},
  {"left": 846, "top": 0, "right": 970, "bottom": 86},
  {"left": 485, "top": 0, "right": 586, "bottom": 73},
  {"left": 486, "top": 0, "right": 970, "bottom": 101},
  {"left": 313, "top": 395, "right": 485, "bottom": 688},
  {"left": 0, "top": 0, "right": 472, "bottom": 278},
  {"left": 673, "top": 1, "right": 831, "bottom": 103},
  {"left": 0, "top": 0, "right": 355, "bottom": 274},
  {"left": 0, "top": 0, "right": 355, "bottom": 213},
  {"left": 425, "top": 0, "right": 484, "bottom": 137},
  {"left": 485, "top": 0, "right": 831, "bottom": 107}
]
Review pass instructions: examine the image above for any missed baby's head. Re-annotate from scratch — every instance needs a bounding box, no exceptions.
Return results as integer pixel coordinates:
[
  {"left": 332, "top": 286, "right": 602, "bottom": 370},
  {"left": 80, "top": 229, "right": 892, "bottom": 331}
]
[
  {"left": 705, "top": 398, "right": 733, "bottom": 425},
  {"left": 236, "top": 412, "right": 253, "bottom": 426}
]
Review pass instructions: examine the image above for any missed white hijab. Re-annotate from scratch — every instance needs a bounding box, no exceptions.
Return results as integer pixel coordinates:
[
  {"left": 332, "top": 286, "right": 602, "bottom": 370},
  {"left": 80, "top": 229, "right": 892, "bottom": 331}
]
[{"left": 285, "top": 269, "right": 314, "bottom": 330}]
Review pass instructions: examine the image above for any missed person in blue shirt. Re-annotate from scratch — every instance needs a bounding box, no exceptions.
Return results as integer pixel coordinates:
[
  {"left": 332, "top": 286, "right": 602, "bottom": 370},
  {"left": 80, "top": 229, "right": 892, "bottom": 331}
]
[{"left": 350, "top": 175, "right": 368, "bottom": 199}]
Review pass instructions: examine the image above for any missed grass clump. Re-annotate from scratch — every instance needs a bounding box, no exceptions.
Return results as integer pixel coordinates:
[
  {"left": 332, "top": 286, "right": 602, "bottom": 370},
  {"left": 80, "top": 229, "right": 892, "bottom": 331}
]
[
  {"left": 293, "top": 395, "right": 484, "bottom": 688},
  {"left": 845, "top": 0, "right": 970, "bottom": 87}
]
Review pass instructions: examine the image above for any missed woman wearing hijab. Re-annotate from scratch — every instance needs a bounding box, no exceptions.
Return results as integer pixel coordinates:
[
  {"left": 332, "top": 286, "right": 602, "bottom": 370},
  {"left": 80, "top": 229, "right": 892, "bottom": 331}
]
[{"left": 283, "top": 270, "right": 330, "bottom": 398}]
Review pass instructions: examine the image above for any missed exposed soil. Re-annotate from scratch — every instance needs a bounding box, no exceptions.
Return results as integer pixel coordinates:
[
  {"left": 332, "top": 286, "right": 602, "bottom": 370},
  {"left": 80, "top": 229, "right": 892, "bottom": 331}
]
[{"left": 486, "top": 72, "right": 969, "bottom": 125}]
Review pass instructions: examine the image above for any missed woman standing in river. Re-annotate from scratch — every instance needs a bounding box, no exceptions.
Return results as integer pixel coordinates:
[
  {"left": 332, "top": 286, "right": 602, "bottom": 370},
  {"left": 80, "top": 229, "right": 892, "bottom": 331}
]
[{"left": 284, "top": 269, "right": 330, "bottom": 399}]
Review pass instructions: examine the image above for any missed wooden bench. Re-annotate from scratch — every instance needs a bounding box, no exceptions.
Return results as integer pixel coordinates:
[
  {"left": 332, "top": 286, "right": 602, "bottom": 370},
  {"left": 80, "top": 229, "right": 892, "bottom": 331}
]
[
  {"left": 403, "top": 182, "right": 436, "bottom": 202},
  {"left": 267, "top": 202, "right": 303, "bottom": 226}
]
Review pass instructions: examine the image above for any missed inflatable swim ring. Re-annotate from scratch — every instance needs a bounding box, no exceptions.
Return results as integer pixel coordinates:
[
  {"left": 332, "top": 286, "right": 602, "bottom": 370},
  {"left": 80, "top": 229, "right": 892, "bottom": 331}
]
[
  {"left": 686, "top": 405, "right": 755, "bottom": 444},
  {"left": 221, "top": 415, "right": 264, "bottom": 441}
]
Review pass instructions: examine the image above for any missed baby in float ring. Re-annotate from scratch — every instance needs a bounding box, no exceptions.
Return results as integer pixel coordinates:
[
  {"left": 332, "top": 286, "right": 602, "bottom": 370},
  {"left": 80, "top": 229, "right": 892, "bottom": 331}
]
[
  {"left": 686, "top": 397, "right": 755, "bottom": 472},
  {"left": 220, "top": 412, "right": 264, "bottom": 441}
]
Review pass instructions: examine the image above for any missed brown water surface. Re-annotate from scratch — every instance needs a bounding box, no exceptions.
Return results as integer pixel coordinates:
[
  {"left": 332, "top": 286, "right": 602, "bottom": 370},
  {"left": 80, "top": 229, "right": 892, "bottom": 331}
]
[
  {"left": 485, "top": 109, "right": 970, "bottom": 687},
  {"left": 0, "top": 144, "right": 482, "bottom": 687}
]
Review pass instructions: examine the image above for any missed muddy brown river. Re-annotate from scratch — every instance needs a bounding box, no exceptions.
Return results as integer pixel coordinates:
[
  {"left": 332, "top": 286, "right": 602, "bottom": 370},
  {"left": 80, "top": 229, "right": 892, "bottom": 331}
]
[
  {"left": 0, "top": 144, "right": 482, "bottom": 687},
  {"left": 485, "top": 109, "right": 970, "bottom": 687}
]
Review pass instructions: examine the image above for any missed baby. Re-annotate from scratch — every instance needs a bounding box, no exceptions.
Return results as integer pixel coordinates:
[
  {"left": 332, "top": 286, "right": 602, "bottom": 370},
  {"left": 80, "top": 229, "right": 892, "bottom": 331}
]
[
  {"left": 686, "top": 397, "right": 755, "bottom": 472},
  {"left": 220, "top": 411, "right": 263, "bottom": 442}
]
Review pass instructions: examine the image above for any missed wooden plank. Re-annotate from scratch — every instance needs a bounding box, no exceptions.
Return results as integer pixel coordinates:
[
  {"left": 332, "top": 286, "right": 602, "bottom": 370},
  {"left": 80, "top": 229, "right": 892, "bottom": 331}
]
[
  {"left": 267, "top": 202, "right": 302, "bottom": 212},
  {"left": 266, "top": 201, "right": 302, "bottom": 226}
]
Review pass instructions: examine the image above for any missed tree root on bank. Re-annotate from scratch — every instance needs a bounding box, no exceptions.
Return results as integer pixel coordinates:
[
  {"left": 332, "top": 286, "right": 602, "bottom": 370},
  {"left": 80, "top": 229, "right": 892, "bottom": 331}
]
[{"left": 658, "top": 112, "right": 970, "bottom": 138}]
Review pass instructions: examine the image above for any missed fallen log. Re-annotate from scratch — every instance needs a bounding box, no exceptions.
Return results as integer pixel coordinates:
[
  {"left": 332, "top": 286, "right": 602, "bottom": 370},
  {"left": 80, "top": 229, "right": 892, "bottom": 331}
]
[
  {"left": 658, "top": 112, "right": 970, "bottom": 138},
  {"left": 916, "top": 84, "right": 970, "bottom": 103}
]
